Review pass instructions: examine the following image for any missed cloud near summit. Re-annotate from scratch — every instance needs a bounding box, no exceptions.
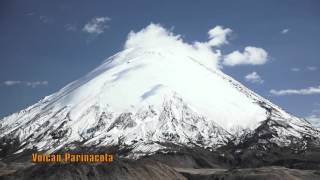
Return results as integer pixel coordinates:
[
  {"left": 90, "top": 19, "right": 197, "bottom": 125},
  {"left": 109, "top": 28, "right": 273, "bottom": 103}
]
[
  {"left": 123, "top": 23, "right": 268, "bottom": 69},
  {"left": 124, "top": 23, "right": 226, "bottom": 69},
  {"left": 223, "top": 47, "right": 268, "bottom": 66}
]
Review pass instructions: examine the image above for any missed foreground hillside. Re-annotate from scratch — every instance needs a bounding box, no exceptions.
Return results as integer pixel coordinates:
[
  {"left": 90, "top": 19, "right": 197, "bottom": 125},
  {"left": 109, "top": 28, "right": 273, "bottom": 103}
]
[{"left": 1, "top": 139, "right": 320, "bottom": 180}]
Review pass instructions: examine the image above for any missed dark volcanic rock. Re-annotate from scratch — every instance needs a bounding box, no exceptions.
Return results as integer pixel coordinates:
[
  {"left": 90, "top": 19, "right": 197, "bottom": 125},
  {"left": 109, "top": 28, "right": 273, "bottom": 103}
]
[
  {"left": 0, "top": 159, "right": 186, "bottom": 180},
  {"left": 176, "top": 166, "right": 320, "bottom": 180},
  {"left": 144, "top": 145, "right": 231, "bottom": 169}
]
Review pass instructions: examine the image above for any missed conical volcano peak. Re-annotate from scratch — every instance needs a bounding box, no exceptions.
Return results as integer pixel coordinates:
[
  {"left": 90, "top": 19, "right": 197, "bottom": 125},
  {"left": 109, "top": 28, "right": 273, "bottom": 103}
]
[{"left": 0, "top": 24, "right": 318, "bottom": 158}]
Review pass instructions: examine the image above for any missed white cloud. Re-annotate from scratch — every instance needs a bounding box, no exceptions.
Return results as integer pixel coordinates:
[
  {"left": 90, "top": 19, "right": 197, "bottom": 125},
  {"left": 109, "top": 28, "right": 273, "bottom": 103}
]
[
  {"left": 26, "top": 12, "right": 35, "bottom": 16},
  {"left": 305, "top": 107, "right": 320, "bottom": 128},
  {"left": 281, "top": 29, "right": 289, "bottom": 34},
  {"left": 245, "top": 72, "right": 264, "bottom": 84},
  {"left": 83, "top": 17, "right": 111, "bottom": 34},
  {"left": 207, "top": 26, "right": 232, "bottom": 47},
  {"left": 291, "top": 68, "right": 300, "bottom": 72},
  {"left": 3, "top": 80, "right": 21, "bottom": 86},
  {"left": 39, "top": 16, "right": 51, "bottom": 23},
  {"left": 223, "top": 46, "right": 268, "bottom": 66},
  {"left": 124, "top": 23, "right": 224, "bottom": 69},
  {"left": 270, "top": 85, "right": 320, "bottom": 96},
  {"left": 2, "top": 80, "right": 48, "bottom": 88},
  {"left": 306, "top": 66, "right": 317, "bottom": 71},
  {"left": 25, "top": 81, "right": 48, "bottom": 88},
  {"left": 306, "top": 114, "right": 320, "bottom": 128},
  {"left": 124, "top": 23, "right": 268, "bottom": 69},
  {"left": 291, "top": 66, "right": 317, "bottom": 72},
  {"left": 65, "top": 24, "right": 77, "bottom": 31}
]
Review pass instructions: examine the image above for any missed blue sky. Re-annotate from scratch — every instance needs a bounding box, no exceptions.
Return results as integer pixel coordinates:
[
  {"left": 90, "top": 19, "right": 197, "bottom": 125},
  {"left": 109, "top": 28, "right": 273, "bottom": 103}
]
[{"left": 0, "top": 0, "right": 319, "bottom": 125}]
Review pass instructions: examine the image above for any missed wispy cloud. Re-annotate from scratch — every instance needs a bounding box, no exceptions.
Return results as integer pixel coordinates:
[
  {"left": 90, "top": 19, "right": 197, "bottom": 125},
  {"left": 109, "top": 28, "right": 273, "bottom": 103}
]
[
  {"left": 39, "top": 15, "right": 52, "bottom": 24},
  {"left": 65, "top": 24, "right": 77, "bottom": 32},
  {"left": 82, "top": 17, "right": 111, "bottom": 35},
  {"left": 306, "top": 114, "right": 320, "bottom": 128},
  {"left": 281, "top": 28, "right": 289, "bottom": 34},
  {"left": 270, "top": 85, "right": 320, "bottom": 96},
  {"left": 2, "top": 80, "right": 48, "bottom": 88},
  {"left": 223, "top": 46, "right": 269, "bottom": 66},
  {"left": 3, "top": 80, "right": 21, "bottom": 86},
  {"left": 305, "top": 107, "right": 320, "bottom": 128},
  {"left": 291, "top": 66, "right": 317, "bottom": 72},
  {"left": 245, "top": 72, "right": 264, "bottom": 84},
  {"left": 26, "top": 12, "right": 35, "bottom": 16},
  {"left": 26, "top": 81, "right": 48, "bottom": 88},
  {"left": 291, "top": 68, "right": 300, "bottom": 72},
  {"left": 306, "top": 66, "right": 317, "bottom": 71}
]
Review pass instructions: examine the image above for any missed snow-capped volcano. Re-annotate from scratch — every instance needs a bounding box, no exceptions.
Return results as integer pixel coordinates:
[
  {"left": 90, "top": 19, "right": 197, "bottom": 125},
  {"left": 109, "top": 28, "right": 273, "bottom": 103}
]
[{"left": 0, "top": 24, "right": 319, "bottom": 157}]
